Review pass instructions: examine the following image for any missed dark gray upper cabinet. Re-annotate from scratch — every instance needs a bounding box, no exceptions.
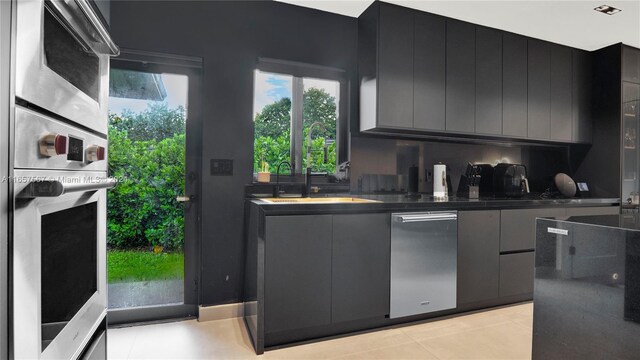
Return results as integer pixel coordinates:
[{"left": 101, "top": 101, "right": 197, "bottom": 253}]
[
  {"left": 475, "top": 27, "right": 503, "bottom": 135},
  {"left": 528, "top": 39, "right": 551, "bottom": 139},
  {"left": 358, "top": 3, "right": 592, "bottom": 144},
  {"left": 623, "top": 46, "right": 640, "bottom": 83},
  {"left": 413, "top": 12, "right": 446, "bottom": 131},
  {"left": 457, "top": 211, "right": 500, "bottom": 305},
  {"left": 377, "top": 3, "right": 414, "bottom": 129},
  {"left": 502, "top": 33, "right": 528, "bottom": 138},
  {"left": 332, "top": 214, "right": 390, "bottom": 323},
  {"left": 446, "top": 20, "right": 476, "bottom": 133},
  {"left": 264, "top": 215, "right": 332, "bottom": 333},
  {"left": 572, "top": 49, "right": 593, "bottom": 143},
  {"left": 550, "top": 44, "right": 573, "bottom": 142}
]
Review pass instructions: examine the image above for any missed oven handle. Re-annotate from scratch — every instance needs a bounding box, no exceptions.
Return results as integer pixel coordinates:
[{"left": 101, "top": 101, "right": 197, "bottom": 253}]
[
  {"left": 17, "top": 178, "right": 117, "bottom": 198},
  {"left": 45, "top": 0, "right": 120, "bottom": 56},
  {"left": 74, "top": 0, "right": 120, "bottom": 56}
]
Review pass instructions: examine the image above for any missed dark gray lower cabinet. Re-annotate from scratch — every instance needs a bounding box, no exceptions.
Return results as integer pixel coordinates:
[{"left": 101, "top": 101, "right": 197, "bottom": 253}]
[
  {"left": 499, "top": 252, "right": 535, "bottom": 297},
  {"left": 264, "top": 215, "right": 333, "bottom": 333},
  {"left": 332, "top": 214, "right": 390, "bottom": 323},
  {"left": 566, "top": 206, "right": 620, "bottom": 216},
  {"left": 457, "top": 211, "right": 500, "bottom": 305},
  {"left": 500, "top": 208, "right": 565, "bottom": 252}
]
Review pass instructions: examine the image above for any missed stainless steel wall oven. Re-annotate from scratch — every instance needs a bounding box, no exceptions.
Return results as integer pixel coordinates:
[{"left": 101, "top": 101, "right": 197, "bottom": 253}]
[{"left": 12, "top": 0, "right": 118, "bottom": 359}]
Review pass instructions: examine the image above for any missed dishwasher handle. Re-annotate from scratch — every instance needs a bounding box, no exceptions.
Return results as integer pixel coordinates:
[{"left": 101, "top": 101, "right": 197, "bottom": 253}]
[{"left": 394, "top": 213, "right": 457, "bottom": 223}]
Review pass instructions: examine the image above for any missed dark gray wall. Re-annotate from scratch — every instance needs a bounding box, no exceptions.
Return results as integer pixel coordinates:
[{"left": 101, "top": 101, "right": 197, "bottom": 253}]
[{"left": 110, "top": 1, "right": 357, "bottom": 306}]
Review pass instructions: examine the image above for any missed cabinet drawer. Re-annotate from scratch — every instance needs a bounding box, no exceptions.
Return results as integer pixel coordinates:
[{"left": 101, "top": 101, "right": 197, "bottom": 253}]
[
  {"left": 501, "top": 208, "right": 565, "bottom": 252},
  {"left": 500, "top": 252, "right": 535, "bottom": 297},
  {"left": 566, "top": 206, "right": 620, "bottom": 216}
]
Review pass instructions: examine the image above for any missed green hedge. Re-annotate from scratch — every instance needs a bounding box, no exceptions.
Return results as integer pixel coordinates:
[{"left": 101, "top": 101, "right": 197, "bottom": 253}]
[{"left": 107, "top": 104, "right": 185, "bottom": 251}]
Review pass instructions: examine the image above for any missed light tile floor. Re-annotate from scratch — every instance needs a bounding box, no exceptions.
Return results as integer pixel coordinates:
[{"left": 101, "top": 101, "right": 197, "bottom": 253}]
[{"left": 108, "top": 302, "right": 533, "bottom": 359}]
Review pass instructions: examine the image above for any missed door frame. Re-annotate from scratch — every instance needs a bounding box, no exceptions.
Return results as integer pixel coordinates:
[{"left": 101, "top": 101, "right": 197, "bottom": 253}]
[{"left": 106, "top": 49, "right": 203, "bottom": 325}]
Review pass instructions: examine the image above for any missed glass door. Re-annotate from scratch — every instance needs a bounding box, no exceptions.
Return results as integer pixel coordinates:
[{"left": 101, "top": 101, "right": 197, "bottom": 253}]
[{"left": 106, "top": 54, "right": 201, "bottom": 324}]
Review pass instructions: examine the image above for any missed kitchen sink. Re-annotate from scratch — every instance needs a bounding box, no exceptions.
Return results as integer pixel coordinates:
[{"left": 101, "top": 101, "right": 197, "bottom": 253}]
[{"left": 260, "top": 197, "right": 380, "bottom": 204}]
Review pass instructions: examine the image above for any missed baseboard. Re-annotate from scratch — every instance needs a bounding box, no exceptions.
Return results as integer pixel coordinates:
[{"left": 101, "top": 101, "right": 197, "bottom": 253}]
[{"left": 198, "top": 303, "right": 244, "bottom": 322}]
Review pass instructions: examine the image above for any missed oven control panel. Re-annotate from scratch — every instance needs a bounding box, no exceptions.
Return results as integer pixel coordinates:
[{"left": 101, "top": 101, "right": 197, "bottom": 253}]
[
  {"left": 38, "top": 133, "right": 106, "bottom": 163},
  {"left": 16, "top": 106, "right": 108, "bottom": 171}
]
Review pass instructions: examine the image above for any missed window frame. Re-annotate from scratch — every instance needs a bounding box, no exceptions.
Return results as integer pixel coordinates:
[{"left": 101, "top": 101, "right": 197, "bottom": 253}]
[{"left": 255, "top": 58, "right": 349, "bottom": 175}]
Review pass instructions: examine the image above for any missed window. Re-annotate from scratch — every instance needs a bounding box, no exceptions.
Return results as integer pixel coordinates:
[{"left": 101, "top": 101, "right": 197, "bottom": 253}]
[{"left": 253, "top": 69, "right": 341, "bottom": 176}]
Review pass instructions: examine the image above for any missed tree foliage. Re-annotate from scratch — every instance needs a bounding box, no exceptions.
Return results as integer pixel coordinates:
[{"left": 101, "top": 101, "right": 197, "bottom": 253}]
[
  {"left": 253, "top": 98, "right": 291, "bottom": 139},
  {"left": 253, "top": 87, "right": 337, "bottom": 174},
  {"left": 110, "top": 102, "right": 186, "bottom": 141},
  {"left": 303, "top": 88, "right": 337, "bottom": 138},
  {"left": 108, "top": 104, "right": 185, "bottom": 251}
]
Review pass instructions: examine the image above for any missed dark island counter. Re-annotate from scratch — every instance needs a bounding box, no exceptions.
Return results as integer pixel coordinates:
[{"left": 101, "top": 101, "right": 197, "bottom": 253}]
[{"left": 534, "top": 214, "right": 640, "bottom": 360}]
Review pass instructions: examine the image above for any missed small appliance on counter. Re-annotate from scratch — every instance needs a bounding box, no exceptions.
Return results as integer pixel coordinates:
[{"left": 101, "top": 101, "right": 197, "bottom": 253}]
[
  {"left": 554, "top": 173, "right": 577, "bottom": 198},
  {"left": 433, "top": 163, "right": 448, "bottom": 199},
  {"left": 493, "top": 163, "right": 530, "bottom": 198},
  {"left": 405, "top": 165, "right": 421, "bottom": 199}
]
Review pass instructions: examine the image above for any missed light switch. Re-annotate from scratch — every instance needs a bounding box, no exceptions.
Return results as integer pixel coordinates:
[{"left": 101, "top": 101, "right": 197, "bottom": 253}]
[{"left": 211, "top": 159, "right": 233, "bottom": 176}]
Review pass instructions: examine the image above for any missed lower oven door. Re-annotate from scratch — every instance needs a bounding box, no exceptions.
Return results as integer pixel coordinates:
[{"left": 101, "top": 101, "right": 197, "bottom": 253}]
[{"left": 13, "top": 170, "right": 110, "bottom": 360}]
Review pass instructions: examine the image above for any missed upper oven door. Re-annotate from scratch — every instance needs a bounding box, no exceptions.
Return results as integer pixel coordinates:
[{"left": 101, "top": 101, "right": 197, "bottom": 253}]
[
  {"left": 13, "top": 169, "right": 112, "bottom": 360},
  {"left": 15, "top": 0, "right": 119, "bottom": 135}
]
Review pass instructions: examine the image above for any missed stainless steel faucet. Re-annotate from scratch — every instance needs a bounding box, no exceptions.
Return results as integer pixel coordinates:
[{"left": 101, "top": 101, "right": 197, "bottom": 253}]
[
  {"left": 306, "top": 122, "right": 325, "bottom": 196},
  {"left": 306, "top": 121, "right": 326, "bottom": 167},
  {"left": 273, "top": 161, "right": 292, "bottom": 198}
]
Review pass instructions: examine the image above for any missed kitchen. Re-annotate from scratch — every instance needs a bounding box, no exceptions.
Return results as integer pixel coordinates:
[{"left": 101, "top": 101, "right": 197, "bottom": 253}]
[{"left": 1, "top": 0, "right": 639, "bottom": 359}]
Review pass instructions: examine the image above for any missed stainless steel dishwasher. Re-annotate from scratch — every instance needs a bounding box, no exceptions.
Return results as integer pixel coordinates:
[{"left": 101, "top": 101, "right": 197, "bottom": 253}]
[{"left": 390, "top": 212, "right": 457, "bottom": 318}]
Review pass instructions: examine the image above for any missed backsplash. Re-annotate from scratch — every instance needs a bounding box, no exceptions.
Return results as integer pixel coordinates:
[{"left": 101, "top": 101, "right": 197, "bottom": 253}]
[{"left": 350, "top": 135, "right": 570, "bottom": 194}]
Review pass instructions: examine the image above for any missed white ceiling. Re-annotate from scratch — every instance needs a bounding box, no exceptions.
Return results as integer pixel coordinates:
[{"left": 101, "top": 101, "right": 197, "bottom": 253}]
[{"left": 275, "top": 0, "right": 640, "bottom": 51}]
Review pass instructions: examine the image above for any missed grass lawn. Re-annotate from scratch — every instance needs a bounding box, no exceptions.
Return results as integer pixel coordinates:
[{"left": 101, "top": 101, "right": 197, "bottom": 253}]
[{"left": 108, "top": 250, "right": 184, "bottom": 283}]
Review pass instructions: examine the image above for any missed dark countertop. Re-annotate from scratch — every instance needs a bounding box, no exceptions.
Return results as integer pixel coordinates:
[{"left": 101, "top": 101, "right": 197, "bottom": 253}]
[
  {"left": 250, "top": 194, "right": 621, "bottom": 215},
  {"left": 550, "top": 214, "right": 640, "bottom": 231}
]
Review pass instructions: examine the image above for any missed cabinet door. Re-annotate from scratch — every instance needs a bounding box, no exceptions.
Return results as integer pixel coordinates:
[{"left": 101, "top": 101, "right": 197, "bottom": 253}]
[
  {"left": 378, "top": 4, "right": 414, "bottom": 129},
  {"left": 500, "top": 208, "right": 565, "bottom": 252},
  {"left": 502, "top": 33, "right": 528, "bottom": 137},
  {"left": 413, "top": 12, "right": 446, "bottom": 131},
  {"left": 528, "top": 39, "right": 551, "bottom": 139},
  {"left": 499, "top": 252, "right": 535, "bottom": 297},
  {"left": 264, "top": 215, "right": 332, "bottom": 333},
  {"left": 475, "top": 27, "right": 502, "bottom": 135},
  {"left": 566, "top": 206, "right": 620, "bottom": 216},
  {"left": 572, "top": 49, "right": 593, "bottom": 143},
  {"left": 446, "top": 20, "right": 475, "bottom": 133},
  {"left": 332, "top": 213, "right": 390, "bottom": 323},
  {"left": 457, "top": 211, "right": 500, "bottom": 305},
  {"left": 550, "top": 44, "right": 572, "bottom": 141},
  {"left": 623, "top": 46, "right": 640, "bottom": 83}
]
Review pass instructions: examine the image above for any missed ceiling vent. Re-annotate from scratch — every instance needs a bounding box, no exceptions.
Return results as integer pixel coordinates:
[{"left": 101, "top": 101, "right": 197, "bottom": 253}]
[{"left": 594, "top": 5, "right": 622, "bottom": 15}]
